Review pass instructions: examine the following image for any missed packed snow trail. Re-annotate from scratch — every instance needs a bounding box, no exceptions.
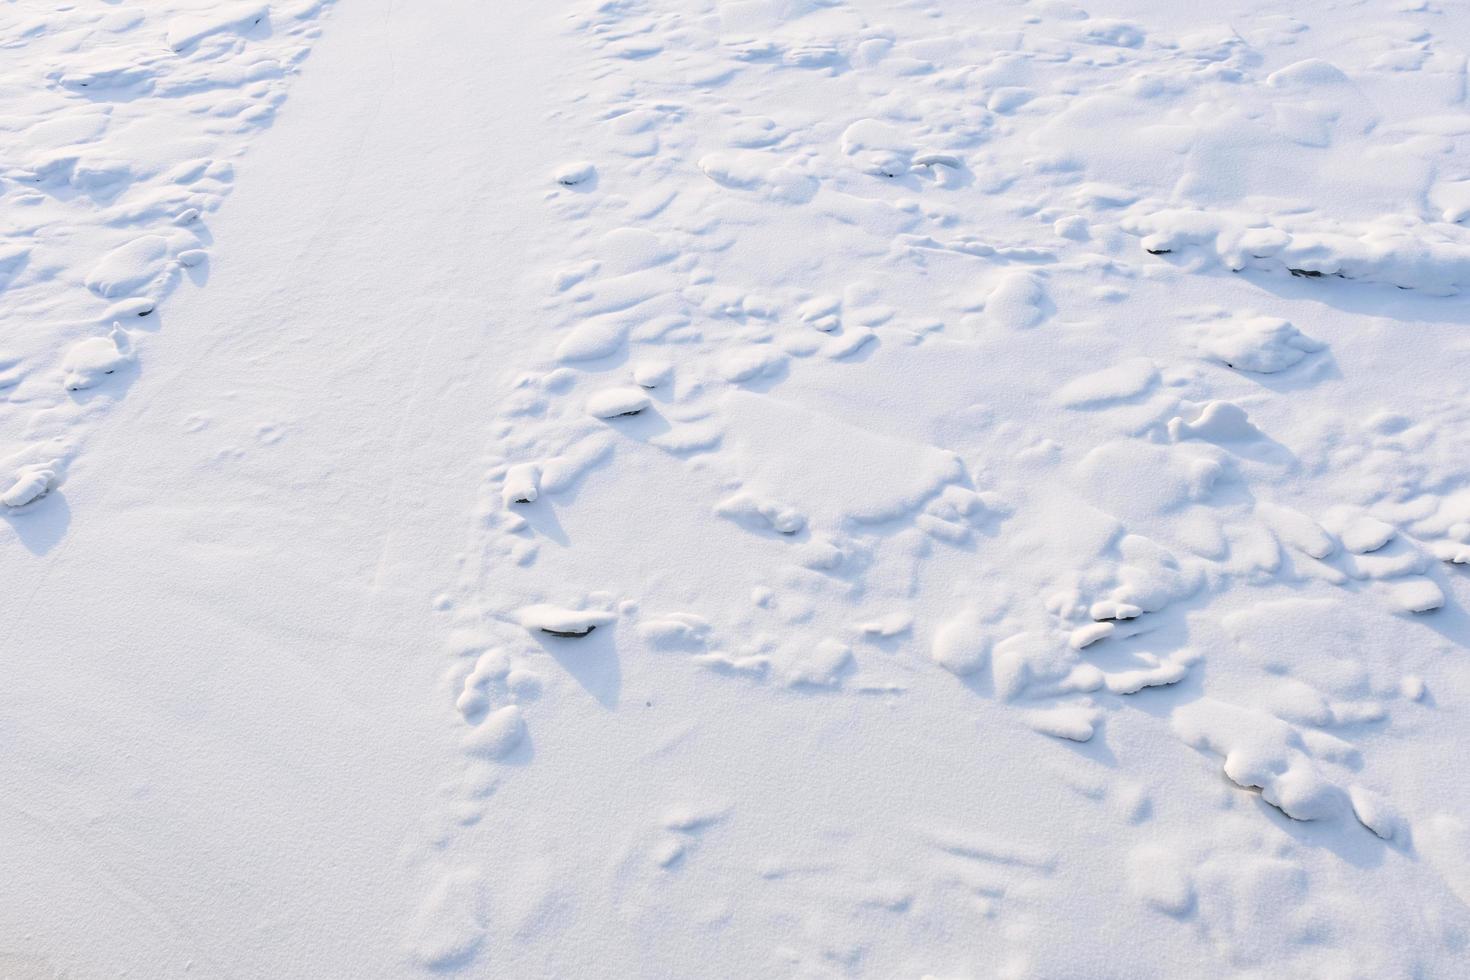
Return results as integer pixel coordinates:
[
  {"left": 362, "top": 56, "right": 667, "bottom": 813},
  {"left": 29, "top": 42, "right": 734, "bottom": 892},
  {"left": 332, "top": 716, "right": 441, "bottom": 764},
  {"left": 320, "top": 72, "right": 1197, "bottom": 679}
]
[
  {"left": 0, "top": 0, "right": 565, "bottom": 975},
  {"left": 5, "top": 0, "right": 1470, "bottom": 977}
]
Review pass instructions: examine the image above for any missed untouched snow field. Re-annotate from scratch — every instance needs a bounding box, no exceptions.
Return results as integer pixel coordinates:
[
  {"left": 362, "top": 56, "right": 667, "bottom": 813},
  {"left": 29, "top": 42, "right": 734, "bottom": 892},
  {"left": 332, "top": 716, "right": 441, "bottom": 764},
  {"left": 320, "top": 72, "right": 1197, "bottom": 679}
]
[{"left": 5, "top": 0, "right": 1470, "bottom": 976}]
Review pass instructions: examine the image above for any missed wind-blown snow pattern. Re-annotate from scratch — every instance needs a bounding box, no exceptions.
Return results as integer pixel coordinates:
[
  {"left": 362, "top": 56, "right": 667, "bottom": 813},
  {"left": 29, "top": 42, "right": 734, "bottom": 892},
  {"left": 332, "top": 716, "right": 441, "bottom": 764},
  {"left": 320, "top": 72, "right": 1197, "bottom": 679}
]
[
  {"left": 5, "top": 0, "right": 1470, "bottom": 978},
  {"left": 0, "top": 0, "right": 332, "bottom": 507}
]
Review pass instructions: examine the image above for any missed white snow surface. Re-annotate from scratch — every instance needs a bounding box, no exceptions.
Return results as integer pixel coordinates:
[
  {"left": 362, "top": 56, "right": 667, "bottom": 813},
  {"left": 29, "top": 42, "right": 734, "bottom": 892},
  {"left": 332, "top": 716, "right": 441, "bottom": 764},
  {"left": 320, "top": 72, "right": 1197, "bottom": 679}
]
[{"left": 4, "top": 0, "right": 1470, "bottom": 977}]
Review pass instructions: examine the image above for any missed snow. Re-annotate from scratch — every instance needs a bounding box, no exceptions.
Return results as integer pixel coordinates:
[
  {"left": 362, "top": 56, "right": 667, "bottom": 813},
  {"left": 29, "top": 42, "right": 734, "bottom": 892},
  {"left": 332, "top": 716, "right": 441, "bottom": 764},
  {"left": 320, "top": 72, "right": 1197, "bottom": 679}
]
[
  {"left": 461, "top": 704, "right": 527, "bottom": 760},
  {"left": 0, "top": 464, "right": 57, "bottom": 508},
  {"left": 59, "top": 324, "right": 134, "bottom": 391},
  {"left": 5, "top": 0, "right": 1470, "bottom": 977},
  {"left": 517, "top": 604, "right": 618, "bottom": 637},
  {"left": 584, "top": 385, "right": 652, "bottom": 419},
  {"left": 929, "top": 608, "right": 990, "bottom": 676}
]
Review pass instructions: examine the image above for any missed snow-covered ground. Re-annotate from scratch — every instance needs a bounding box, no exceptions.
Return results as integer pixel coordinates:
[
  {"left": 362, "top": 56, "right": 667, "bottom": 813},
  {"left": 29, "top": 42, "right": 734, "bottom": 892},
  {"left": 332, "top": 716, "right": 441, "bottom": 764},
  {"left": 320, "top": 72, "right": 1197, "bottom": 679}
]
[{"left": 4, "top": 0, "right": 1470, "bottom": 976}]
